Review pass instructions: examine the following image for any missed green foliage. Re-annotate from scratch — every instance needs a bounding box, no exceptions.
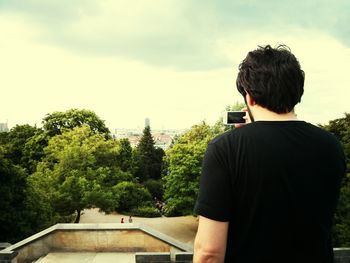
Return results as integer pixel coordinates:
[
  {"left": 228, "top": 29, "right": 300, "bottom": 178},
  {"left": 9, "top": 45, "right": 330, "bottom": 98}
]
[
  {"left": 115, "top": 138, "right": 134, "bottom": 172},
  {"left": 86, "top": 183, "right": 116, "bottom": 214},
  {"left": 0, "top": 148, "right": 28, "bottom": 242},
  {"left": 32, "top": 125, "right": 129, "bottom": 222},
  {"left": 134, "top": 125, "right": 165, "bottom": 182},
  {"left": 22, "top": 131, "right": 49, "bottom": 173},
  {"left": 112, "top": 181, "right": 152, "bottom": 212},
  {"left": 0, "top": 124, "right": 43, "bottom": 170},
  {"left": 333, "top": 173, "right": 350, "bottom": 246},
  {"left": 0, "top": 110, "right": 163, "bottom": 242},
  {"left": 129, "top": 206, "right": 161, "bottom": 217},
  {"left": 322, "top": 113, "right": 350, "bottom": 247},
  {"left": 154, "top": 147, "right": 165, "bottom": 178},
  {"left": 162, "top": 197, "right": 195, "bottom": 217},
  {"left": 97, "top": 166, "right": 134, "bottom": 188},
  {"left": 42, "top": 108, "right": 110, "bottom": 137},
  {"left": 163, "top": 122, "right": 219, "bottom": 216},
  {"left": 0, "top": 132, "right": 8, "bottom": 144},
  {"left": 25, "top": 164, "right": 62, "bottom": 234},
  {"left": 0, "top": 142, "right": 59, "bottom": 242},
  {"left": 5, "top": 107, "right": 348, "bottom": 246},
  {"left": 138, "top": 126, "right": 155, "bottom": 156},
  {"left": 143, "top": 179, "right": 164, "bottom": 200},
  {"left": 323, "top": 113, "right": 350, "bottom": 165},
  {"left": 55, "top": 174, "right": 91, "bottom": 215}
]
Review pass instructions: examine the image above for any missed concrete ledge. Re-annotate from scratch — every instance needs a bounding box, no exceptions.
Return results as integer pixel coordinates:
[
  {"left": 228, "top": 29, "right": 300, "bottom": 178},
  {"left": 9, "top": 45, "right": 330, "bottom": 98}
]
[
  {"left": 174, "top": 252, "right": 193, "bottom": 263},
  {"left": 0, "top": 250, "right": 18, "bottom": 263},
  {"left": 139, "top": 224, "right": 193, "bottom": 252},
  {"left": 3, "top": 223, "right": 192, "bottom": 253},
  {"left": 334, "top": 248, "right": 350, "bottom": 263},
  {"left": 0, "top": 244, "right": 11, "bottom": 250},
  {"left": 135, "top": 252, "right": 171, "bottom": 263},
  {"left": 1, "top": 223, "right": 192, "bottom": 263}
]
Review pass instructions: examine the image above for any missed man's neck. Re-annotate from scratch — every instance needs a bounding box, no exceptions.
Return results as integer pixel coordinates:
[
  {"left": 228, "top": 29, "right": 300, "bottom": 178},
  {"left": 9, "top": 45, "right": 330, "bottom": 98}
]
[{"left": 251, "top": 106, "right": 298, "bottom": 122}]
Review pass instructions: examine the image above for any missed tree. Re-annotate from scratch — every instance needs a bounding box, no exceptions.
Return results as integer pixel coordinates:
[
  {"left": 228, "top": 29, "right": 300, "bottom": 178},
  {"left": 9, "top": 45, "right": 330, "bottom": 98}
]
[
  {"left": 22, "top": 131, "right": 49, "bottom": 173},
  {"left": 111, "top": 181, "right": 152, "bottom": 212},
  {"left": 116, "top": 138, "right": 134, "bottom": 172},
  {"left": 134, "top": 125, "right": 164, "bottom": 182},
  {"left": 163, "top": 122, "right": 218, "bottom": 216},
  {"left": 153, "top": 147, "right": 165, "bottom": 179},
  {"left": 322, "top": 113, "right": 350, "bottom": 247},
  {"left": 144, "top": 179, "right": 164, "bottom": 200},
  {"left": 42, "top": 109, "right": 110, "bottom": 137},
  {"left": 0, "top": 125, "right": 58, "bottom": 243},
  {"left": 32, "top": 125, "right": 132, "bottom": 223},
  {"left": 0, "top": 147, "right": 28, "bottom": 243},
  {"left": 24, "top": 162, "right": 62, "bottom": 236},
  {"left": 0, "top": 124, "right": 41, "bottom": 168}
]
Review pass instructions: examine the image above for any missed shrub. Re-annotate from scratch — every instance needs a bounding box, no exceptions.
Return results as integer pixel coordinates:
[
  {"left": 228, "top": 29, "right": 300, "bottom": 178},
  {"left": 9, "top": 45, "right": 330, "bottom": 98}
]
[
  {"left": 130, "top": 206, "right": 162, "bottom": 217},
  {"left": 162, "top": 197, "right": 194, "bottom": 217},
  {"left": 332, "top": 173, "right": 350, "bottom": 247},
  {"left": 144, "top": 179, "right": 164, "bottom": 200},
  {"left": 112, "top": 181, "right": 152, "bottom": 212}
]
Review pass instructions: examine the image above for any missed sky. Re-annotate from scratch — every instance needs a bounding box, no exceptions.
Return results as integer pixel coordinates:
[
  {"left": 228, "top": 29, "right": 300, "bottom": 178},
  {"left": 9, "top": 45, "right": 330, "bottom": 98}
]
[{"left": 1, "top": 0, "right": 349, "bottom": 131}]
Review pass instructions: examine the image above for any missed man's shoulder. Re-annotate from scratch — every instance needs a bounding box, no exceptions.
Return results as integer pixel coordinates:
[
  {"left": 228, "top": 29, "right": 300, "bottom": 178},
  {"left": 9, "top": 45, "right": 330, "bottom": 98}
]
[
  {"left": 209, "top": 121, "right": 340, "bottom": 147},
  {"left": 209, "top": 126, "right": 252, "bottom": 148},
  {"left": 298, "top": 121, "right": 341, "bottom": 143},
  {"left": 210, "top": 130, "right": 231, "bottom": 145},
  {"left": 210, "top": 123, "right": 266, "bottom": 143}
]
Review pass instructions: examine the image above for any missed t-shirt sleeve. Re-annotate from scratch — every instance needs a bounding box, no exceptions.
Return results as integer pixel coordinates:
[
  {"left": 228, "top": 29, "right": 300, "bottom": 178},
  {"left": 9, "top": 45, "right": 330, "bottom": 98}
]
[{"left": 194, "top": 142, "right": 232, "bottom": 221}]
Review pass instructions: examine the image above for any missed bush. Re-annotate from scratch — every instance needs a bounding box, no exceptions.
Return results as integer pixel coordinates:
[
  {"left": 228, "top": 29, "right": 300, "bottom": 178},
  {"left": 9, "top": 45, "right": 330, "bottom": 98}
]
[
  {"left": 130, "top": 206, "right": 162, "bottom": 217},
  {"left": 332, "top": 174, "right": 350, "bottom": 247},
  {"left": 162, "top": 197, "right": 194, "bottom": 217},
  {"left": 88, "top": 187, "right": 116, "bottom": 214},
  {"left": 112, "top": 181, "right": 152, "bottom": 212},
  {"left": 144, "top": 179, "right": 164, "bottom": 200}
]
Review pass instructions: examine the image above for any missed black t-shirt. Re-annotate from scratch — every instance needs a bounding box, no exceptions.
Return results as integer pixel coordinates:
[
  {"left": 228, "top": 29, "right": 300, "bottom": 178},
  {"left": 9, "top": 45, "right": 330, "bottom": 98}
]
[{"left": 194, "top": 121, "right": 345, "bottom": 263}]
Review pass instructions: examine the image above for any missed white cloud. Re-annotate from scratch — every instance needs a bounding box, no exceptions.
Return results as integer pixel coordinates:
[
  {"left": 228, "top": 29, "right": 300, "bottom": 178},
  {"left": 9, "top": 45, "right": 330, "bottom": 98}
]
[
  {"left": 0, "top": 14, "right": 233, "bottom": 129},
  {"left": 215, "top": 29, "right": 350, "bottom": 124},
  {"left": 1, "top": 13, "right": 349, "bottom": 131}
]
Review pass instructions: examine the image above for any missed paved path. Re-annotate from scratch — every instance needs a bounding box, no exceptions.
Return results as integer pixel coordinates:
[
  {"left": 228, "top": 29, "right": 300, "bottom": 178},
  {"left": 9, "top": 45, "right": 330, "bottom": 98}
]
[{"left": 80, "top": 208, "right": 198, "bottom": 245}]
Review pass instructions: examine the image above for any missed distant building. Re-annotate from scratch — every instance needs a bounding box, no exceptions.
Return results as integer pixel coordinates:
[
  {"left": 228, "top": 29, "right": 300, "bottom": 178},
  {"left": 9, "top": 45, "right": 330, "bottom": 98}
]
[
  {"left": 113, "top": 127, "right": 182, "bottom": 150},
  {"left": 153, "top": 133, "right": 173, "bottom": 150},
  {"left": 0, "top": 122, "right": 9, "bottom": 132},
  {"left": 128, "top": 135, "right": 142, "bottom": 148}
]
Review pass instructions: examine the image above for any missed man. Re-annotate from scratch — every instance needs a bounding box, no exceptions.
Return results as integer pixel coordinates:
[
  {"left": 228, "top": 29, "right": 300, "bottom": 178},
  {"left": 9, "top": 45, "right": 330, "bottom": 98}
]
[{"left": 193, "top": 45, "right": 345, "bottom": 263}]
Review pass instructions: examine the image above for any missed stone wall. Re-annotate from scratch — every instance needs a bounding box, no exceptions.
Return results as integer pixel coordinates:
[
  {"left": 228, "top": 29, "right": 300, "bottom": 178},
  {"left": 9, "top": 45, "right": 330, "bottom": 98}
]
[
  {"left": 0, "top": 224, "right": 192, "bottom": 263},
  {"left": 52, "top": 229, "right": 172, "bottom": 252},
  {"left": 334, "top": 248, "right": 350, "bottom": 263},
  {"left": 1, "top": 223, "right": 348, "bottom": 263}
]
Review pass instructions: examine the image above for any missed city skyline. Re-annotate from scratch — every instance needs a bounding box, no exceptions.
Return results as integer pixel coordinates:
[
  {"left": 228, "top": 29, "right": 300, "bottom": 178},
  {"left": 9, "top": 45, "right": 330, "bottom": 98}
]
[{"left": 1, "top": 1, "right": 349, "bottom": 130}]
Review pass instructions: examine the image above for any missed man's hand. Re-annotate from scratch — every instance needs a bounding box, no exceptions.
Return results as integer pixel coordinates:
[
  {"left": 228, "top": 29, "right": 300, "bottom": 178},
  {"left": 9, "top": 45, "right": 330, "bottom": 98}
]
[
  {"left": 193, "top": 216, "right": 229, "bottom": 263},
  {"left": 234, "top": 107, "right": 251, "bottom": 128}
]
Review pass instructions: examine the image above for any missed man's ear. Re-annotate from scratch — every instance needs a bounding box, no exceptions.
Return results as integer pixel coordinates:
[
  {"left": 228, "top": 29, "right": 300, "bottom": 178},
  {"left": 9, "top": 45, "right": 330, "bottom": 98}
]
[{"left": 245, "top": 93, "right": 256, "bottom": 107}]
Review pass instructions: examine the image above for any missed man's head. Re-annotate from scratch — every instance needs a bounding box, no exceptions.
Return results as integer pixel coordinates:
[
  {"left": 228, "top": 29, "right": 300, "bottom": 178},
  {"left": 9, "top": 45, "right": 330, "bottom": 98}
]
[{"left": 236, "top": 45, "right": 305, "bottom": 114}]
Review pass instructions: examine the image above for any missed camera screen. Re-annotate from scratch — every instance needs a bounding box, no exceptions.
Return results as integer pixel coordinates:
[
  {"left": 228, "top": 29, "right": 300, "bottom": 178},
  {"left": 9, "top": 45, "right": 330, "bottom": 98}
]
[{"left": 227, "top": 111, "right": 246, "bottom": 124}]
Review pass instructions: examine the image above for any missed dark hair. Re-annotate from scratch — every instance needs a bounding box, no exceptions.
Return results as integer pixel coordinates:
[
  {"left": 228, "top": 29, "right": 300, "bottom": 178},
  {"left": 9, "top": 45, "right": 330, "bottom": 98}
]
[{"left": 236, "top": 44, "right": 305, "bottom": 113}]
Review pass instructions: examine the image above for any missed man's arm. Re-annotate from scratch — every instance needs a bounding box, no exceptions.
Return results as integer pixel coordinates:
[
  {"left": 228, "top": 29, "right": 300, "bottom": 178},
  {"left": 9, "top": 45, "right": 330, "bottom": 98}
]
[{"left": 193, "top": 216, "right": 229, "bottom": 263}]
